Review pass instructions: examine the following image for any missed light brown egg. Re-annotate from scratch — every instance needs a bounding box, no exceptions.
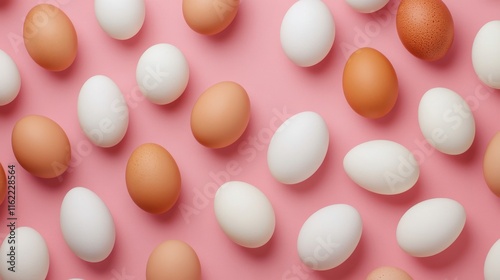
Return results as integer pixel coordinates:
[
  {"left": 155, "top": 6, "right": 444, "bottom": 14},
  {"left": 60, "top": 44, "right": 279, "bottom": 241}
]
[
  {"left": 343, "top": 47, "right": 398, "bottom": 119},
  {"left": 0, "top": 163, "right": 6, "bottom": 205},
  {"left": 11, "top": 115, "right": 71, "bottom": 179},
  {"left": 191, "top": 81, "right": 250, "bottom": 148},
  {"left": 23, "top": 4, "right": 78, "bottom": 71},
  {"left": 146, "top": 240, "right": 201, "bottom": 280},
  {"left": 396, "top": 0, "right": 454, "bottom": 61},
  {"left": 366, "top": 266, "right": 413, "bottom": 280},
  {"left": 182, "top": 0, "right": 239, "bottom": 35},
  {"left": 484, "top": 132, "right": 500, "bottom": 196},
  {"left": 126, "top": 143, "right": 181, "bottom": 214}
]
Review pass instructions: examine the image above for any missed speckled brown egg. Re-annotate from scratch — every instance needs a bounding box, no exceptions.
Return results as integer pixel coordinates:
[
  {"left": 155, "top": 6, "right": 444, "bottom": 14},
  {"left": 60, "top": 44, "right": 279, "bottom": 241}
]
[
  {"left": 146, "top": 240, "right": 201, "bottom": 280},
  {"left": 396, "top": 0, "right": 454, "bottom": 61},
  {"left": 182, "top": 0, "right": 239, "bottom": 35},
  {"left": 484, "top": 132, "right": 500, "bottom": 197},
  {"left": 0, "top": 163, "right": 6, "bottom": 205},
  {"left": 366, "top": 266, "right": 413, "bottom": 280}
]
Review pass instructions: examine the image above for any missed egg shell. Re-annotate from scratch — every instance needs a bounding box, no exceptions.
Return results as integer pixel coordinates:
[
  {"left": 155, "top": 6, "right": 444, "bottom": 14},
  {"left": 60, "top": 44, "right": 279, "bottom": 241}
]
[
  {"left": 418, "top": 87, "right": 475, "bottom": 155},
  {"left": 396, "top": 198, "right": 465, "bottom": 257},
  {"left": 136, "top": 44, "right": 189, "bottom": 105},
  {"left": 60, "top": 187, "right": 116, "bottom": 262},
  {"left": 214, "top": 181, "right": 275, "bottom": 248},
  {"left": 78, "top": 75, "right": 129, "bottom": 148},
  {"left": 297, "top": 204, "right": 362, "bottom": 270},
  {"left": 344, "top": 140, "right": 419, "bottom": 195},
  {"left": 23, "top": 4, "right": 78, "bottom": 71},
  {"left": 472, "top": 21, "right": 500, "bottom": 89},
  {"left": 483, "top": 132, "right": 500, "bottom": 196},
  {"left": 0, "top": 163, "right": 6, "bottom": 204},
  {"left": 366, "top": 266, "right": 413, "bottom": 280},
  {"left": 484, "top": 239, "right": 500, "bottom": 279},
  {"left": 12, "top": 115, "right": 71, "bottom": 179},
  {"left": 343, "top": 47, "right": 398, "bottom": 119},
  {"left": 280, "top": 0, "right": 335, "bottom": 67},
  {"left": 345, "top": 0, "right": 389, "bottom": 13},
  {"left": 190, "top": 81, "right": 250, "bottom": 149},
  {"left": 95, "top": 0, "right": 145, "bottom": 40},
  {"left": 182, "top": 0, "right": 239, "bottom": 35},
  {"left": 126, "top": 143, "right": 181, "bottom": 214},
  {"left": 0, "top": 227, "right": 49, "bottom": 280},
  {"left": 0, "top": 49, "right": 21, "bottom": 106},
  {"left": 146, "top": 240, "right": 201, "bottom": 280},
  {"left": 267, "top": 111, "right": 329, "bottom": 184},
  {"left": 396, "top": 0, "right": 454, "bottom": 61}
]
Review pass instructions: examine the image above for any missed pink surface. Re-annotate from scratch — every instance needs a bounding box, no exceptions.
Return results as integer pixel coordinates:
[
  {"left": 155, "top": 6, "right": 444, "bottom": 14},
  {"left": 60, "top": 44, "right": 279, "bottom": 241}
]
[{"left": 0, "top": 0, "right": 499, "bottom": 279}]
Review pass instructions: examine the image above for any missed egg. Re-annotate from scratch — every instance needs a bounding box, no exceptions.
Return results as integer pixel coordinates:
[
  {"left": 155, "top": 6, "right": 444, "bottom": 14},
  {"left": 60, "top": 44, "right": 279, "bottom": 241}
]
[
  {"left": 297, "top": 204, "right": 362, "bottom": 270},
  {"left": 182, "top": 0, "right": 239, "bottom": 35},
  {"left": 126, "top": 143, "right": 181, "bottom": 214},
  {"left": 214, "top": 181, "right": 275, "bottom": 248},
  {"left": 418, "top": 87, "right": 475, "bottom": 155},
  {"left": 23, "top": 4, "right": 78, "bottom": 71},
  {"left": 484, "top": 239, "right": 500, "bottom": 280},
  {"left": 343, "top": 47, "right": 398, "bottom": 119},
  {"left": 483, "top": 132, "right": 500, "bottom": 196},
  {"left": 366, "top": 266, "right": 413, "bottom": 280},
  {"left": 60, "top": 187, "right": 116, "bottom": 262},
  {"left": 0, "top": 163, "right": 6, "bottom": 204},
  {"left": 95, "top": 0, "right": 145, "bottom": 40},
  {"left": 344, "top": 140, "right": 419, "bottom": 195},
  {"left": 267, "top": 111, "right": 329, "bottom": 184},
  {"left": 12, "top": 115, "right": 71, "bottom": 178},
  {"left": 0, "top": 227, "right": 49, "bottom": 280},
  {"left": 0, "top": 49, "right": 21, "bottom": 106},
  {"left": 472, "top": 21, "right": 500, "bottom": 89},
  {"left": 396, "top": 0, "right": 454, "bottom": 61},
  {"left": 146, "top": 240, "right": 201, "bottom": 280},
  {"left": 396, "top": 198, "right": 465, "bottom": 257},
  {"left": 190, "top": 81, "right": 250, "bottom": 149},
  {"left": 78, "top": 75, "right": 129, "bottom": 148},
  {"left": 280, "top": 0, "right": 335, "bottom": 67},
  {"left": 136, "top": 44, "right": 189, "bottom": 105},
  {"left": 345, "top": 0, "right": 389, "bottom": 13}
]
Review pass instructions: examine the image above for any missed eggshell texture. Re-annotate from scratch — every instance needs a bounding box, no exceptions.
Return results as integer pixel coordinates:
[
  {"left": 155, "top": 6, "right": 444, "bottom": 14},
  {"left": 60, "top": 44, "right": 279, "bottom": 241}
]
[
  {"left": 146, "top": 240, "right": 201, "bottom": 280},
  {"left": 345, "top": 0, "right": 389, "bottom": 13},
  {"left": 0, "top": 49, "right": 21, "bottom": 106},
  {"left": 23, "top": 4, "right": 78, "bottom": 71},
  {"left": 418, "top": 87, "right": 475, "bottom": 155},
  {"left": 60, "top": 187, "right": 116, "bottom": 262},
  {"left": 136, "top": 43, "right": 189, "bottom": 105},
  {"left": 267, "top": 111, "right": 329, "bottom": 184},
  {"left": 95, "top": 0, "right": 145, "bottom": 40},
  {"left": 485, "top": 239, "right": 500, "bottom": 280},
  {"left": 343, "top": 47, "right": 398, "bottom": 119},
  {"left": 483, "top": 132, "right": 500, "bottom": 196},
  {"left": 396, "top": 0, "right": 454, "bottom": 61},
  {"left": 366, "top": 266, "right": 413, "bottom": 280},
  {"left": 297, "top": 204, "right": 362, "bottom": 270},
  {"left": 182, "top": 0, "right": 239, "bottom": 35},
  {"left": 280, "top": 0, "right": 335, "bottom": 67},
  {"left": 190, "top": 81, "right": 250, "bottom": 149},
  {"left": 12, "top": 115, "right": 71, "bottom": 178},
  {"left": 0, "top": 227, "right": 49, "bottom": 280},
  {"left": 344, "top": 140, "right": 419, "bottom": 195},
  {"left": 78, "top": 75, "right": 129, "bottom": 147},
  {"left": 0, "top": 163, "right": 6, "bottom": 204},
  {"left": 126, "top": 143, "right": 181, "bottom": 214},
  {"left": 472, "top": 21, "right": 500, "bottom": 89},
  {"left": 214, "top": 181, "right": 275, "bottom": 248},
  {"left": 396, "top": 198, "right": 466, "bottom": 257}
]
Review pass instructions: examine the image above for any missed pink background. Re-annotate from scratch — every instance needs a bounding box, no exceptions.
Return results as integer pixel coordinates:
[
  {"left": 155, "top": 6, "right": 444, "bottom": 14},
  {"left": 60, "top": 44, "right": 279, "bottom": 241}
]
[{"left": 1, "top": 0, "right": 499, "bottom": 279}]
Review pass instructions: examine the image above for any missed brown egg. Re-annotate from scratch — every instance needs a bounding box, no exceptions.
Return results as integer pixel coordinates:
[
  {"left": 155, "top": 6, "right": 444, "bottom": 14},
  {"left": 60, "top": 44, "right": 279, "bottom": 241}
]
[
  {"left": 0, "top": 163, "right": 6, "bottom": 204},
  {"left": 23, "top": 4, "right": 78, "bottom": 71},
  {"left": 366, "top": 266, "right": 413, "bottom": 280},
  {"left": 146, "top": 240, "right": 201, "bottom": 280},
  {"left": 343, "top": 47, "right": 398, "bottom": 119},
  {"left": 126, "top": 143, "right": 181, "bottom": 214},
  {"left": 191, "top": 81, "right": 250, "bottom": 148},
  {"left": 182, "top": 0, "right": 239, "bottom": 35},
  {"left": 484, "top": 132, "right": 500, "bottom": 196},
  {"left": 12, "top": 115, "right": 71, "bottom": 179},
  {"left": 396, "top": 0, "right": 454, "bottom": 61}
]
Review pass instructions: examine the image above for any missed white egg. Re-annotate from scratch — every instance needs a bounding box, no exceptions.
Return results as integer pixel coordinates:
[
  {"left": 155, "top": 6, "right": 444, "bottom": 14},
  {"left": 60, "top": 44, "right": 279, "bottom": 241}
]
[
  {"left": 344, "top": 140, "right": 419, "bottom": 195},
  {"left": 345, "top": 0, "right": 389, "bottom": 13},
  {"left": 280, "top": 0, "right": 335, "bottom": 67},
  {"left": 136, "top": 44, "right": 190, "bottom": 105},
  {"left": 472, "top": 21, "right": 500, "bottom": 89},
  {"left": 95, "top": 0, "right": 146, "bottom": 40},
  {"left": 78, "top": 75, "right": 129, "bottom": 148},
  {"left": 485, "top": 239, "right": 500, "bottom": 279},
  {"left": 267, "top": 111, "right": 329, "bottom": 184},
  {"left": 60, "top": 187, "right": 116, "bottom": 262},
  {"left": 397, "top": 198, "right": 466, "bottom": 257},
  {"left": 0, "top": 49, "right": 21, "bottom": 106},
  {"left": 418, "top": 87, "right": 475, "bottom": 155},
  {"left": 297, "top": 204, "right": 362, "bottom": 271},
  {"left": 214, "top": 181, "right": 275, "bottom": 248},
  {"left": 0, "top": 227, "right": 49, "bottom": 280}
]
